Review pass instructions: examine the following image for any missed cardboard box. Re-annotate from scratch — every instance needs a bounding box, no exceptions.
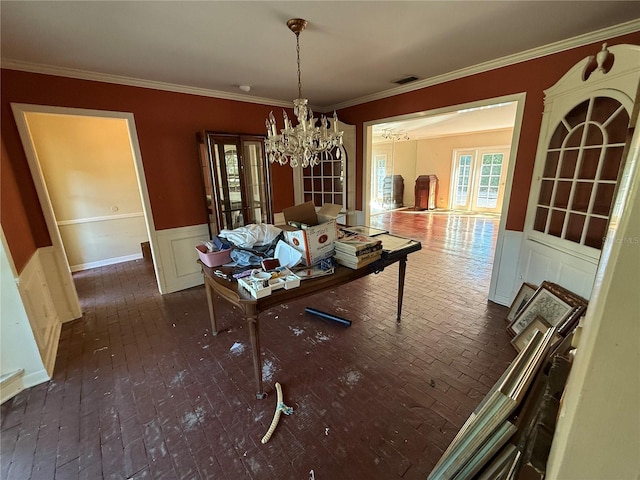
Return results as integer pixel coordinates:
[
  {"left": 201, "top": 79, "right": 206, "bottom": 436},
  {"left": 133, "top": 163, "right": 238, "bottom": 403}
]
[{"left": 279, "top": 201, "right": 342, "bottom": 266}]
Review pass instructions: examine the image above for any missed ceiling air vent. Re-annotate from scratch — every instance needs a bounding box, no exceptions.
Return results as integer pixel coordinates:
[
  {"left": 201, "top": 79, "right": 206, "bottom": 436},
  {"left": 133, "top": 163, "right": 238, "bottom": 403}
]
[{"left": 393, "top": 75, "right": 420, "bottom": 85}]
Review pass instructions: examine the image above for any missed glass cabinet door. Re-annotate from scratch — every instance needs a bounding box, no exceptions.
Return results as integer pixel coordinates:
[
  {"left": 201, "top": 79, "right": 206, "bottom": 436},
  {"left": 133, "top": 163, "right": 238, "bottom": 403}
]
[
  {"left": 242, "top": 139, "right": 271, "bottom": 224},
  {"left": 197, "top": 132, "right": 272, "bottom": 237}
]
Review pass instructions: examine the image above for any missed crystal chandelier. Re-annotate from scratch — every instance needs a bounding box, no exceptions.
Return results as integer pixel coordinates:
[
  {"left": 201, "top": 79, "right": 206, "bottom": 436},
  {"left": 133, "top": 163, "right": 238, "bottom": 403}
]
[
  {"left": 265, "top": 18, "right": 343, "bottom": 168},
  {"left": 381, "top": 129, "right": 410, "bottom": 141}
]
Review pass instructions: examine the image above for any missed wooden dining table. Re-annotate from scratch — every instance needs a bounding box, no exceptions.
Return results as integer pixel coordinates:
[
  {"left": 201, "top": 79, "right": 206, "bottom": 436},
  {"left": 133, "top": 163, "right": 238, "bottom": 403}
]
[{"left": 199, "top": 244, "right": 420, "bottom": 399}]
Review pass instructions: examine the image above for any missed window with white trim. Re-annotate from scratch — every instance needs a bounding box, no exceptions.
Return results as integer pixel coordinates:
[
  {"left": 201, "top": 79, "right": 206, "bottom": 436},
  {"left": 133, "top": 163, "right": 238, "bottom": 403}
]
[{"left": 302, "top": 147, "right": 346, "bottom": 208}]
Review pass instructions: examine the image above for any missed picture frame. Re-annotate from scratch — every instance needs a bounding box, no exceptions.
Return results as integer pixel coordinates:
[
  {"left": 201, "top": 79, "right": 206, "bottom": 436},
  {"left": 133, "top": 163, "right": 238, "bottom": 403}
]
[
  {"left": 506, "top": 282, "right": 538, "bottom": 323},
  {"left": 511, "top": 315, "right": 558, "bottom": 352},
  {"left": 477, "top": 444, "right": 520, "bottom": 480},
  {"left": 557, "top": 305, "right": 587, "bottom": 336},
  {"left": 429, "top": 328, "right": 557, "bottom": 480},
  {"left": 507, "top": 285, "right": 574, "bottom": 337}
]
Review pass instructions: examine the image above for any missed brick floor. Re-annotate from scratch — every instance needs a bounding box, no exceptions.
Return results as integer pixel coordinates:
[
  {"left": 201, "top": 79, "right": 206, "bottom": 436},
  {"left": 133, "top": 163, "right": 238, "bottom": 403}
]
[{"left": 1, "top": 211, "right": 516, "bottom": 479}]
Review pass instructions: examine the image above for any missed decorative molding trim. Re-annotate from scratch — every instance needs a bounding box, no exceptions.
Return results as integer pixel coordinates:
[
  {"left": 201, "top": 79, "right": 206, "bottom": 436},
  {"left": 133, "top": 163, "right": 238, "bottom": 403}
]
[
  {"left": 1, "top": 59, "right": 291, "bottom": 109},
  {"left": 155, "top": 224, "right": 209, "bottom": 294},
  {"left": 2, "top": 20, "right": 637, "bottom": 113},
  {"left": 69, "top": 253, "right": 143, "bottom": 273},
  {"left": 57, "top": 212, "right": 144, "bottom": 226},
  {"left": 517, "top": 238, "right": 597, "bottom": 300},
  {"left": 329, "top": 20, "right": 640, "bottom": 111}
]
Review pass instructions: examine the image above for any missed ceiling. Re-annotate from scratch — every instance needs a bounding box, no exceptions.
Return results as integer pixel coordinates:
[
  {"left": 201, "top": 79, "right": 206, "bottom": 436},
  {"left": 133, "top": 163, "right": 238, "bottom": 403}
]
[
  {"left": 371, "top": 101, "right": 518, "bottom": 143},
  {"left": 2, "top": 1, "right": 639, "bottom": 112}
]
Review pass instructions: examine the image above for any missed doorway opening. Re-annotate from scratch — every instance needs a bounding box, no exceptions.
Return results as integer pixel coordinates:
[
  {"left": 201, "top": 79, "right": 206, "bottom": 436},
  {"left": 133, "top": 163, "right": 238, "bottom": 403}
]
[
  {"left": 363, "top": 94, "right": 526, "bottom": 303},
  {"left": 11, "top": 104, "right": 163, "bottom": 317}
]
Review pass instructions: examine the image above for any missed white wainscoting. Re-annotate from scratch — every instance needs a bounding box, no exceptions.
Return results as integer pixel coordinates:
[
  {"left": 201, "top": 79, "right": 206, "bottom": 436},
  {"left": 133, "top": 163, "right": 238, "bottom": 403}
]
[
  {"left": 18, "top": 248, "right": 62, "bottom": 376},
  {"left": 154, "top": 224, "right": 209, "bottom": 294},
  {"left": 37, "top": 246, "right": 82, "bottom": 323},
  {"left": 58, "top": 212, "right": 148, "bottom": 271},
  {"left": 516, "top": 237, "right": 598, "bottom": 300},
  {"left": 1, "top": 234, "right": 50, "bottom": 404},
  {"left": 488, "top": 230, "right": 523, "bottom": 306}
]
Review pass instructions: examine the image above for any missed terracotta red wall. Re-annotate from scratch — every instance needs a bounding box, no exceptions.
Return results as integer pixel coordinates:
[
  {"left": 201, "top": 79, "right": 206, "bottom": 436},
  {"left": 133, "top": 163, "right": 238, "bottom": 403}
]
[
  {"left": 0, "top": 70, "right": 295, "bottom": 272},
  {"left": 338, "top": 32, "right": 640, "bottom": 231},
  {"left": 1, "top": 136, "right": 40, "bottom": 270}
]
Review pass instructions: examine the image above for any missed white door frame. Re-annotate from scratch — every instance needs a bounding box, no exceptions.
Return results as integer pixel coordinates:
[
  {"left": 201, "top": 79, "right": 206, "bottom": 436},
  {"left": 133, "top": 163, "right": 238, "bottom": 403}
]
[
  {"left": 362, "top": 92, "right": 527, "bottom": 303},
  {"left": 11, "top": 104, "right": 166, "bottom": 306}
]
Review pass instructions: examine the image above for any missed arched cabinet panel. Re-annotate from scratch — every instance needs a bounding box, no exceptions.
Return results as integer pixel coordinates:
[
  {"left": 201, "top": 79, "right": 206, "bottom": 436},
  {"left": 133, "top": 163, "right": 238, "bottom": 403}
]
[{"left": 517, "top": 44, "right": 640, "bottom": 299}]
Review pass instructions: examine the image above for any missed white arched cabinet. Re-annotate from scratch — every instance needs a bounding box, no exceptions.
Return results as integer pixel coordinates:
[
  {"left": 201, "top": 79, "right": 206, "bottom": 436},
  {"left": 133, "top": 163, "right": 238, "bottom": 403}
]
[{"left": 517, "top": 44, "right": 640, "bottom": 299}]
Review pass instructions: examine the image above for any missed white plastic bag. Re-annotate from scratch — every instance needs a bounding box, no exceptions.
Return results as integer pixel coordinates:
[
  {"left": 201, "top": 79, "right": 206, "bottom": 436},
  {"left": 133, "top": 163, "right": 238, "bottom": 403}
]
[{"left": 218, "top": 224, "right": 282, "bottom": 249}]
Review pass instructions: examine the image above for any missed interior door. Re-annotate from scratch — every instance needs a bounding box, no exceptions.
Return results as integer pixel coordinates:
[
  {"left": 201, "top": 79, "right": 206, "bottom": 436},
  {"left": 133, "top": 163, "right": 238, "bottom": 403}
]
[{"left": 516, "top": 44, "right": 638, "bottom": 300}]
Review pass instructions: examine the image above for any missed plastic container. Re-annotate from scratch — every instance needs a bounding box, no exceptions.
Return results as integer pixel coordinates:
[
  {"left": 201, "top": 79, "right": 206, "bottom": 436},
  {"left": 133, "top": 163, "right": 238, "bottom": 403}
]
[
  {"left": 195, "top": 244, "right": 232, "bottom": 267},
  {"left": 238, "top": 268, "right": 301, "bottom": 299}
]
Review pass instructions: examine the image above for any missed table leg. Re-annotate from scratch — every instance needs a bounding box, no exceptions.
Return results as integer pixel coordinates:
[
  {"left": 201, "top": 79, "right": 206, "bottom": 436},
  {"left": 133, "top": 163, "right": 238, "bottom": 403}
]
[
  {"left": 397, "top": 256, "right": 407, "bottom": 322},
  {"left": 204, "top": 276, "right": 219, "bottom": 335},
  {"left": 246, "top": 313, "right": 266, "bottom": 399}
]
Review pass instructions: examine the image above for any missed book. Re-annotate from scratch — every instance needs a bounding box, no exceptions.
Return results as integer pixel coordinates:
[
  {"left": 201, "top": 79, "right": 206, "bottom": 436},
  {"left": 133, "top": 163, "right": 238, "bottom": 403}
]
[
  {"left": 334, "top": 252, "right": 382, "bottom": 269},
  {"left": 333, "top": 248, "right": 382, "bottom": 264},
  {"left": 334, "top": 242, "right": 382, "bottom": 257},
  {"left": 334, "top": 234, "right": 382, "bottom": 253}
]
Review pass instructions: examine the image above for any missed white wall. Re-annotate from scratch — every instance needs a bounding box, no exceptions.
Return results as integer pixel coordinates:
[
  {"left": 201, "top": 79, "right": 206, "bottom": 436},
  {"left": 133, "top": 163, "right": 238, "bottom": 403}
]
[{"left": 0, "top": 229, "right": 49, "bottom": 403}]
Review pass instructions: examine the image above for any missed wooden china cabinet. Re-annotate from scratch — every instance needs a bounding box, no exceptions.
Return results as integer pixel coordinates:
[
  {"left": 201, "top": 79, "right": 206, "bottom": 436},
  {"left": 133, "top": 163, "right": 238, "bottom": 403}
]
[{"left": 197, "top": 132, "right": 273, "bottom": 238}]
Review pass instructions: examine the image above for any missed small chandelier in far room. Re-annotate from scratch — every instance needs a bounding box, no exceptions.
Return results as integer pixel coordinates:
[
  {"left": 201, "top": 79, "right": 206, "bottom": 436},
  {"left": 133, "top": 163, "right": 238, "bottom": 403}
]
[{"left": 265, "top": 18, "right": 343, "bottom": 168}]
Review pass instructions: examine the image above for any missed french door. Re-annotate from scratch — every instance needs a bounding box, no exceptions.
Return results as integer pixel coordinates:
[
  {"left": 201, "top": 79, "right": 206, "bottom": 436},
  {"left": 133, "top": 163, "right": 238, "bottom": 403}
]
[{"left": 451, "top": 147, "right": 509, "bottom": 213}]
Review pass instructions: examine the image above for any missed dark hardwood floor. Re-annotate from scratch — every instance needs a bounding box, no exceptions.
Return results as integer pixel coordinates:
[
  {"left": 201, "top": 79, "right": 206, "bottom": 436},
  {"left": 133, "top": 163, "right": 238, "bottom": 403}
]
[{"left": 1, "top": 210, "right": 516, "bottom": 479}]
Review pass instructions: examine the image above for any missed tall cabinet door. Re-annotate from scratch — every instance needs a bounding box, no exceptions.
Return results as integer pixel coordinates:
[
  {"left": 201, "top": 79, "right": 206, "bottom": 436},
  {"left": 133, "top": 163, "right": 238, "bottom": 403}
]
[
  {"left": 516, "top": 44, "right": 639, "bottom": 300},
  {"left": 197, "top": 132, "right": 272, "bottom": 237}
]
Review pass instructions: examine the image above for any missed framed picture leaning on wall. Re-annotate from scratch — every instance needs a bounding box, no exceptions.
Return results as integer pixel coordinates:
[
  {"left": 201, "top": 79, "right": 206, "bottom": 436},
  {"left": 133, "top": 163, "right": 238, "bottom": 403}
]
[
  {"left": 508, "top": 284, "right": 574, "bottom": 336},
  {"left": 506, "top": 282, "right": 538, "bottom": 323}
]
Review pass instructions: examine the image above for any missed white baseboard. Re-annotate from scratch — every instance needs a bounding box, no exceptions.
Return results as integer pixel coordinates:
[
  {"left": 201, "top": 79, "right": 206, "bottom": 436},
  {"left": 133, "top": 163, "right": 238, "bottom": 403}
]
[
  {"left": 70, "top": 252, "right": 143, "bottom": 272},
  {"left": 0, "top": 369, "right": 24, "bottom": 404},
  {"left": 0, "top": 368, "right": 50, "bottom": 404}
]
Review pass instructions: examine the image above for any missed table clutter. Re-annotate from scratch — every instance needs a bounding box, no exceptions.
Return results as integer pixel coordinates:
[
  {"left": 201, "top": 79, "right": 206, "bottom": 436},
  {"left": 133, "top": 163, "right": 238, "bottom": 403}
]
[
  {"left": 237, "top": 266, "right": 301, "bottom": 299},
  {"left": 196, "top": 201, "right": 421, "bottom": 299}
]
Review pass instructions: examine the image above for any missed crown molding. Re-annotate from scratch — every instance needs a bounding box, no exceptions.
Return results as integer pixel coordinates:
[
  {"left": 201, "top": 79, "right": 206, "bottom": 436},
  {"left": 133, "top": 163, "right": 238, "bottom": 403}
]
[
  {"left": 2, "top": 19, "right": 638, "bottom": 113},
  {"left": 0, "top": 59, "right": 293, "bottom": 109},
  {"left": 328, "top": 18, "right": 640, "bottom": 111}
]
